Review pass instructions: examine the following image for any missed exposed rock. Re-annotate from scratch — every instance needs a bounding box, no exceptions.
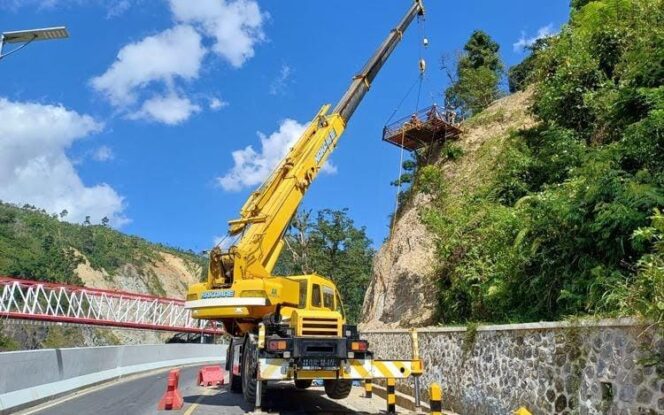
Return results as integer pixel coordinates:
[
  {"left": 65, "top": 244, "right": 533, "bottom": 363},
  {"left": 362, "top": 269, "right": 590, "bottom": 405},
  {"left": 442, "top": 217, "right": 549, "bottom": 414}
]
[{"left": 360, "top": 90, "right": 536, "bottom": 329}]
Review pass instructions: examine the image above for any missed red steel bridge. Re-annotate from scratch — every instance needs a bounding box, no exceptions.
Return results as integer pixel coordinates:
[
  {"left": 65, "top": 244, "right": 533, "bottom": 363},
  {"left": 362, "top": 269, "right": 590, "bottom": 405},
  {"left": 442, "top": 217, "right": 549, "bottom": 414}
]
[{"left": 0, "top": 276, "right": 222, "bottom": 335}]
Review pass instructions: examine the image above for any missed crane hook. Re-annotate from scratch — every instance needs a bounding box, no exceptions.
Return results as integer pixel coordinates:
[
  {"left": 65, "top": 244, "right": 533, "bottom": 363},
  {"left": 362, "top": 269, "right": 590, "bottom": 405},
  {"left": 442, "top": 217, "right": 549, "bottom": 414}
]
[{"left": 419, "top": 58, "right": 426, "bottom": 74}]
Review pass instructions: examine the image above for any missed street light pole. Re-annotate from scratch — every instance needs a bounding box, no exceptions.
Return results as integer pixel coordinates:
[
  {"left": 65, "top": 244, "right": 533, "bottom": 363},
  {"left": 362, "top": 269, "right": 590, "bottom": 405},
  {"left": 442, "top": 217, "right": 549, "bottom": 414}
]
[{"left": 0, "top": 26, "right": 69, "bottom": 61}]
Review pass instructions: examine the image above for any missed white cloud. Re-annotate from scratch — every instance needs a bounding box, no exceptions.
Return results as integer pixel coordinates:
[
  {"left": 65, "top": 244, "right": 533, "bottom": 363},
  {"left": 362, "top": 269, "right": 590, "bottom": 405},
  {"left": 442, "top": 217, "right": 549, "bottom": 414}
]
[
  {"left": 91, "top": 0, "right": 266, "bottom": 125},
  {"left": 91, "top": 25, "right": 205, "bottom": 106},
  {"left": 321, "top": 160, "right": 337, "bottom": 175},
  {"left": 106, "top": 0, "right": 132, "bottom": 18},
  {"left": 131, "top": 93, "right": 201, "bottom": 125},
  {"left": 217, "top": 119, "right": 337, "bottom": 192},
  {"left": 169, "top": 0, "right": 266, "bottom": 68},
  {"left": 269, "top": 64, "right": 292, "bottom": 95},
  {"left": 92, "top": 145, "right": 114, "bottom": 162},
  {"left": 209, "top": 97, "right": 228, "bottom": 110},
  {"left": 0, "top": 98, "right": 127, "bottom": 226},
  {"left": 513, "top": 24, "right": 556, "bottom": 53}
]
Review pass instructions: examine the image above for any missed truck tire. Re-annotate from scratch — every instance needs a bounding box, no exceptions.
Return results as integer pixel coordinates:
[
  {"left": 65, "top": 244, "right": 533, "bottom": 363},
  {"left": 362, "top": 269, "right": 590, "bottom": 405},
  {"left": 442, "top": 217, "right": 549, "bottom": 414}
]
[
  {"left": 294, "top": 379, "right": 312, "bottom": 390},
  {"left": 227, "top": 340, "right": 242, "bottom": 393},
  {"left": 241, "top": 335, "right": 264, "bottom": 406},
  {"left": 323, "top": 379, "right": 352, "bottom": 399}
]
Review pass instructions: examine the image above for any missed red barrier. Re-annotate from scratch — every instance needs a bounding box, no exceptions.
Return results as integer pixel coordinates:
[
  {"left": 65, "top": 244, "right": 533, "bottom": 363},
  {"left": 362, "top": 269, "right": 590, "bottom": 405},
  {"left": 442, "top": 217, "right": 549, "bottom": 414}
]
[
  {"left": 197, "top": 365, "right": 225, "bottom": 387},
  {"left": 157, "top": 369, "right": 184, "bottom": 410}
]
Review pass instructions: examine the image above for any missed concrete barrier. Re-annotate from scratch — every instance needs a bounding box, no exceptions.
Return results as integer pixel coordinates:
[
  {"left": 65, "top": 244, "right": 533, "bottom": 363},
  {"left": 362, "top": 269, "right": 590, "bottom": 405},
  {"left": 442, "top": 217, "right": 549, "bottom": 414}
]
[{"left": 0, "top": 343, "right": 226, "bottom": 414}]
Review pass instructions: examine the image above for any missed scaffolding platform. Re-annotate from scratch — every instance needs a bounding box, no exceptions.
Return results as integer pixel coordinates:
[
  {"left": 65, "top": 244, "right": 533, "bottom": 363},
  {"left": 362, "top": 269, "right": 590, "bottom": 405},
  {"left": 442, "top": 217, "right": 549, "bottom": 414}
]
[{"left": 382, "top": 105, "right": 462, "bottom": 151}]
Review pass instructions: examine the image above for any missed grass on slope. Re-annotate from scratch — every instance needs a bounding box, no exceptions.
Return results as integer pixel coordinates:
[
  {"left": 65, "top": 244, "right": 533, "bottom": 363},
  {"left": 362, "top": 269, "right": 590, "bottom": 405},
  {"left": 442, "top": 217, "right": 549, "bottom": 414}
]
[{"left": 0, "top": 202, "right": 206, "bottom": 287}]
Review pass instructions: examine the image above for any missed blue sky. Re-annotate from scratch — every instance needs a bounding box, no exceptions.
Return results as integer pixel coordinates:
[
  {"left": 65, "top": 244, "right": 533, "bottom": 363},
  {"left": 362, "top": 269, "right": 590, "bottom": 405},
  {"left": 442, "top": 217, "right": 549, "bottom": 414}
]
[{"left": 0, "top": 0, "right": 570, "bottom": 253}]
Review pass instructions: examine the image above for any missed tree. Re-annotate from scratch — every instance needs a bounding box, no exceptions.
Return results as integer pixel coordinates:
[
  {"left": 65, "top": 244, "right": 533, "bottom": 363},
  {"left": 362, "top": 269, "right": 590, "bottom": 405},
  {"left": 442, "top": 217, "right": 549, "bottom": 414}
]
[
  {"left": 83, "top": 216, "right": 91, "bottom": 226},
  {"left": 445, "top": 30, "right": 503, "bottom": 116},
  {"left": 59, "top": 209, "right": 68, "bottom": 219},
  {"left": 101, "top": 217, "right": 110, "bottom": 227},
  {"left": 508, "top": 38, "right": 551, "bottom": 93},
  {"left": 390, "top": 159, "right": 417, "bottom": 187},
  {"left": 276, "top": 209, "right": 375, "bottom": 323},
  {"left": 570, "top": 0, "right": 597, "bottom": 11}
]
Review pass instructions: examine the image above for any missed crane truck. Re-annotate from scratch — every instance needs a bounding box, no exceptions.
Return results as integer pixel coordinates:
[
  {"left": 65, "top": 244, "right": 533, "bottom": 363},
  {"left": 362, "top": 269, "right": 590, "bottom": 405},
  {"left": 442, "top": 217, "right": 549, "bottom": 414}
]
[{"left": 185, "top": 1, "right": 425, "bottom": 409}]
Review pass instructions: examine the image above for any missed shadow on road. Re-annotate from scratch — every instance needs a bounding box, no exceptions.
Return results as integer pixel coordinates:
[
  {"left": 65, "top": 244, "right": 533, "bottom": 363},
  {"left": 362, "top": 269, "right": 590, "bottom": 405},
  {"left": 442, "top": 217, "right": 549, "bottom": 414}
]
[{"left": 188, "top": 383, "right": 375, "bottom": 414}]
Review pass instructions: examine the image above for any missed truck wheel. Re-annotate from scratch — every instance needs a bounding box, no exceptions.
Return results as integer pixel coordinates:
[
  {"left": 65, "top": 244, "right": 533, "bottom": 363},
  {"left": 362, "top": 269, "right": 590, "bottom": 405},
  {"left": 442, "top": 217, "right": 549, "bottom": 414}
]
[
  {"left": 323, "top": 379, "right": 352, "bottom": 399},
  {"left": 227, "top": 342, "right": 242, "bottom": 393},
  {"left": 294, "top": 379, "right": 312, "bottom": 390},
  {"left": 241, "top": 336, "right": 264, "bottom": 405}
]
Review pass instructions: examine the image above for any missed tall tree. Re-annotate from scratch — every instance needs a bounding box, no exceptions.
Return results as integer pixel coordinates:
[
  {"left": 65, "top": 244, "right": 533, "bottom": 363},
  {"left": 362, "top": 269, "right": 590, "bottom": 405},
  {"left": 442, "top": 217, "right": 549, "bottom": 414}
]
[
  {"left": 276, "top": 209, "right": 375, "bottom": 323},
  {"left": 445, "top": 30, "right": 503, "bottom": 115}
]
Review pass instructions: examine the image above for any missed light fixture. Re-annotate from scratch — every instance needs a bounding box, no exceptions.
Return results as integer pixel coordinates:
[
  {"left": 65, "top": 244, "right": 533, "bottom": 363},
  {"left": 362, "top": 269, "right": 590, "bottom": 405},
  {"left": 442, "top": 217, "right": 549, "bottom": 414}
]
[{"left": 0, "top": 26, "right": 69, "bottom": 60}]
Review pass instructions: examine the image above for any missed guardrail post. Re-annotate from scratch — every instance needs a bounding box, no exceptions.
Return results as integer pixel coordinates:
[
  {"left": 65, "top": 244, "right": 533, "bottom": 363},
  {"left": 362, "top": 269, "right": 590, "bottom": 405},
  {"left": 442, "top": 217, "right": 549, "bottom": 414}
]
[
  {"left": 364, "top": 379, "right": 372, "bottom": 398},
  {"left": 429, "top": 383, "right": 442, "bottom": 415},
  {"left": 387, "top": 378, "right": 396, "bottom": 414},
  {"left": 410, "top": 328, "right": 421, "bottom": 410}
]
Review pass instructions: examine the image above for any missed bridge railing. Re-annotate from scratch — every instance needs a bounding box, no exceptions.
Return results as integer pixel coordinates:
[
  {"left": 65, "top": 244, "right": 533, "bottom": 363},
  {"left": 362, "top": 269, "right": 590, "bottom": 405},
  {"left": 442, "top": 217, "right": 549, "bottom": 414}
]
[{"left": 0, "top": 277, "right": 222, "bottom": 334}]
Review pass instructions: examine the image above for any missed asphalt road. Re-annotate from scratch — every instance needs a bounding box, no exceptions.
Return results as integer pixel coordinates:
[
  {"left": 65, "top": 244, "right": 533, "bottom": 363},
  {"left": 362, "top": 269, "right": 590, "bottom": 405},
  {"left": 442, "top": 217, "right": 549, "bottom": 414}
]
[{"left": 24, "top": 365, "right": 393, "bottom": 415}]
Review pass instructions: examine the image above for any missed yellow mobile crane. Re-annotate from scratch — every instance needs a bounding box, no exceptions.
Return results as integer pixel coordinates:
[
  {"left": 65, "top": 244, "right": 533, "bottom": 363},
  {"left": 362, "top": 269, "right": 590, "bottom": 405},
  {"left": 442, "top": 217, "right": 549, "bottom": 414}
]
[{"left": 186, "top": 0, "right": 425, "bottom": 409}]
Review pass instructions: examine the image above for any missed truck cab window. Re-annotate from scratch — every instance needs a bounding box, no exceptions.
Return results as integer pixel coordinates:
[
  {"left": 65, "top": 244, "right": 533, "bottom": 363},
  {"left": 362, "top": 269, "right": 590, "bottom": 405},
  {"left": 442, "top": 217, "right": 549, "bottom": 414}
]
[
  {"left": 298, "top": 280, "right": 308, "bottom": 309},
  {"left": 323, "top": 286, "right": 334, "bottom": 309},
  {"left": 335, "top": 292, "right": 345, "bottom": 318},
  {"left": 311, "top": 284, "right": 322, "bottom": 307}
]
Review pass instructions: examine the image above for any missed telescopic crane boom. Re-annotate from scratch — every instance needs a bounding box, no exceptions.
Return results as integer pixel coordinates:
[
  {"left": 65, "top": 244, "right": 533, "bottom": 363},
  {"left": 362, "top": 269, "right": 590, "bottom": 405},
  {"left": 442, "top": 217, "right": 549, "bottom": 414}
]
[
  {"left": 187, "top": 0, "right": 424, "bottom": 335},
  {"left": 186, "top": 2, "right": 426, "bottom": 408}
]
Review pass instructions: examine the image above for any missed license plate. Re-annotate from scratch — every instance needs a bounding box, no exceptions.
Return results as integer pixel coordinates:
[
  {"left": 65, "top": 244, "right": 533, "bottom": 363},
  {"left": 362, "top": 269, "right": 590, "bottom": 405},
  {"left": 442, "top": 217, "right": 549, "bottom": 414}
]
[{"left": 299, "top": 358, "right": 338, "bottom": 370}]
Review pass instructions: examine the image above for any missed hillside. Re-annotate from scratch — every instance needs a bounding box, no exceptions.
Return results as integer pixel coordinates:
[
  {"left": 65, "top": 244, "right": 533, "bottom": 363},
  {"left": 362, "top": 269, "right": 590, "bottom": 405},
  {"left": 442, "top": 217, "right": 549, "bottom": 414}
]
[
  {"left": 361, "top": 90, "right": 536, "bottom": 329},
  {"left": 362, "top": 0, "right": 663, "bottom": 329},
  {"left": 0, "top": 202, "right": 206, "bottom": 349}
]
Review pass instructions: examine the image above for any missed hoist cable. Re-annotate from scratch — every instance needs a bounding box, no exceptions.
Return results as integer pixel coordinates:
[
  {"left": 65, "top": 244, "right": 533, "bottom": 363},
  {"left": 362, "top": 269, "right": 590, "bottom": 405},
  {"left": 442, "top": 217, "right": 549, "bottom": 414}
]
[
  {"left": 384, "top": 75, "right": 422, "bottom": 127},
  {"left": 389, "top": 15, "right": 428, "bottom": 236}
]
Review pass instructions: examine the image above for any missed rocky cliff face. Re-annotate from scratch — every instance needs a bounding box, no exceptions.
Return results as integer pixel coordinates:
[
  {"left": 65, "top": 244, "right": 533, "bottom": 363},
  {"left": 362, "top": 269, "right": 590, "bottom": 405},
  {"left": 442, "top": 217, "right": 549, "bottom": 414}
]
[
  {"left": 75, "top": 251, "right": 200, "bottom": 300},
  {"left": 75, "top": 251, "right": 203, "bottom": 346},
  {"left": 360, "top": 91, "right": 536, "bottom": 329}
]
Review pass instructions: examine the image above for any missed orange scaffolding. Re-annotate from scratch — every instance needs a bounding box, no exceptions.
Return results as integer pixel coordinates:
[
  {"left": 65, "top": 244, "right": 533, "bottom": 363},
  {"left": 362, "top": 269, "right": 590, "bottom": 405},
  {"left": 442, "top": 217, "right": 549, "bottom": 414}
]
[{"left": 382, "top": 105, "right": 462, "bottom": 151}]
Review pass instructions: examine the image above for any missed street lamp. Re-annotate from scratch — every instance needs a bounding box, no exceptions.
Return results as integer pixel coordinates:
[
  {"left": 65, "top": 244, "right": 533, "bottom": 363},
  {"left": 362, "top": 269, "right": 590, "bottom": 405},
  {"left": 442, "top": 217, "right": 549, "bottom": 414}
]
[{"left": 0, "top": 26, "right": 69, "bottom": 60}]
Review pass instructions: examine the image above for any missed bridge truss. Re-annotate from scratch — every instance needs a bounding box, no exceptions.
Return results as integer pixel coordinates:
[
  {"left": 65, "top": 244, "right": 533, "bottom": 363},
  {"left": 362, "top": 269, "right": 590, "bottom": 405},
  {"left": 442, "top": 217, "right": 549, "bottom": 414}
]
[{"left": 0, "top": 277, "right": 222, "bottom": 335}]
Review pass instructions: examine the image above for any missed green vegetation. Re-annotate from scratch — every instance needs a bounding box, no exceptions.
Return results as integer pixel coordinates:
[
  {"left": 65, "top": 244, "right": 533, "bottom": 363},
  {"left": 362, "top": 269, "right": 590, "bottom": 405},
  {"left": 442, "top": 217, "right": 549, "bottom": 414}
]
[
  {"left": 507, "top": 38, "right": 550, "bottom": 93},
  {"left": 445, "top": 30, "right": 503, "bottom": 116},
  {"left": 42, "top": 326, "right": 86, "bottom": 349},
  {"left": 0, "top": 202, "right": 206, "bottom": 288},
  {"left": 423, "top": 0, "right": 664, "bottom": 324},
  {"left": 0, "top": 322, "right": 19, "bottom": 351},
  {"left": 275, "top": 209, "right": 375, "bottom": 323}
]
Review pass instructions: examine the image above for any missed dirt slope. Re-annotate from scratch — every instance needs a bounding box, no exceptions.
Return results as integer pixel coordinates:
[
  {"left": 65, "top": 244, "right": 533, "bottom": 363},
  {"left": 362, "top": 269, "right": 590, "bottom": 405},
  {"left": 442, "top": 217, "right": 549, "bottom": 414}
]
[
  {"left": 360, "top": 90, "right": 536, "bottom": 329},
  {"left": 76, "top": 251, "right": 200, "bottom": 299}
]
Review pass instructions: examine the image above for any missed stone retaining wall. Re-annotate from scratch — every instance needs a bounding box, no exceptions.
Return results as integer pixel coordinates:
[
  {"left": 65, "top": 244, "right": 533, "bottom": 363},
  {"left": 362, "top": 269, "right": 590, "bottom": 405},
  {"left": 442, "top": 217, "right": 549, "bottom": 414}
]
[{"left": 362, "top": 319, "right": 662, "bottom": 415}]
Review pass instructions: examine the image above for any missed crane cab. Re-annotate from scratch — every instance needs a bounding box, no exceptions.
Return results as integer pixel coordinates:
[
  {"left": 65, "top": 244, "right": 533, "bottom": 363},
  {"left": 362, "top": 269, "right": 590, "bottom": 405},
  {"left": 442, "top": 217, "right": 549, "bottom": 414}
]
[{"left": 282, "top": 275, "right": 346, "bottom": 337}]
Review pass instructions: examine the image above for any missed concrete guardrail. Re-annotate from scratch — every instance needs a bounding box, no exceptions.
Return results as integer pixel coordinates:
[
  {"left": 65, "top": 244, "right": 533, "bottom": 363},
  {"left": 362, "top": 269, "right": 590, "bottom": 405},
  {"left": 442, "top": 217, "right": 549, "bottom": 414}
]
[{"left": 0, "top": 343, "right": 227, "bottom": 414}]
